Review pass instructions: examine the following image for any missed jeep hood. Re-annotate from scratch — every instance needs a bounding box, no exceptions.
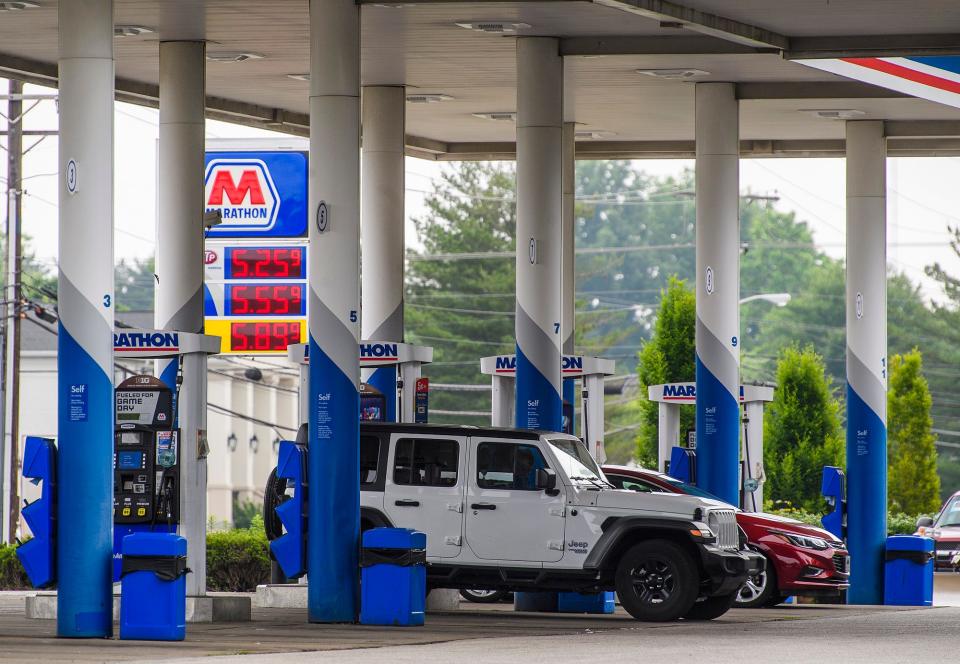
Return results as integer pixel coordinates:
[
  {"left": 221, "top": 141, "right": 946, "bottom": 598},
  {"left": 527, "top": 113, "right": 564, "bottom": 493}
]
[{"left": 593, "top": 489, "right": 730, "bottom": 517}]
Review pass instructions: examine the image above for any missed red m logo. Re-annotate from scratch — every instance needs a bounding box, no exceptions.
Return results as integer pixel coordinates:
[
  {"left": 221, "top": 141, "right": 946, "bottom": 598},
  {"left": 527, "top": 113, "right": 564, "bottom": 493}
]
[{"left": 207, "top": 169, "right": 266, "bottom": 205}]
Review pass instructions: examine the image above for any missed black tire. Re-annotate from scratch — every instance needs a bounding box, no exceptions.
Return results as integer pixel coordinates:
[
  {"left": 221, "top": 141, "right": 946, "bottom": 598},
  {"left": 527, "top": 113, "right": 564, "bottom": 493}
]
[
  {"left": 460, "top": 589, "right": 510, "bottom": 604},
  {"left": 615, "top": 540, "right": 699, "bottom": 622},
  {"left": 684, "top": 592, "right": 737, "bottom": 620},
  {"left": 735, "top": 551, "right": 779, "bottom": 609}
]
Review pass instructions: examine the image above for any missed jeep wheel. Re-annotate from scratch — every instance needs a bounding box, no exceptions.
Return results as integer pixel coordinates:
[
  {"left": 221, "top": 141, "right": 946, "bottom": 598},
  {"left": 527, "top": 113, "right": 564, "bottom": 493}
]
[
  {"left": 615, "top": 540, "right": 699, "bottom": 622},
  {"left": 684, "top": 592, "right": 737, "bottom": 620}
]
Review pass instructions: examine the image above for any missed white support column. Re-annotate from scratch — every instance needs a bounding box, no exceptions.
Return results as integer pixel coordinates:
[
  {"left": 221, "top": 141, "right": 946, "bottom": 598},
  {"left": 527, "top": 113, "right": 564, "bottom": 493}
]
[
  {"left": 157, "top": 39, "right": 208, "bottom": 598},
  {"left": 845, "top": 120, "right": 888, "bottom": 605},
  {"left": 562, "top": 121, "right": 577, "bottom": 435},
  {"left": 56, "top": 0, "right": 115, "bottom": 638},
  {"left": 361, "top": 85, "right": 405, "bottom": 422},
  {"left": 156, "top": 40, "right": 205, "bottom": 338},
  {"left": 741, "top": 401, "right": 765, "bottom": 511},
  {"left": 206, "top": 374, "right": 233, "bottom": 528},
  {"left": 694, "top": 82, "right": 741, "bottom": 507},
  {"left": 307, "top": 0, "right": 361, "bottom": 623},
  {"left": 657, "top": 404, "right": 681, "bottom": 473},
  {"left": 515, "top": 37, "right": 563, "bottom": 432}
]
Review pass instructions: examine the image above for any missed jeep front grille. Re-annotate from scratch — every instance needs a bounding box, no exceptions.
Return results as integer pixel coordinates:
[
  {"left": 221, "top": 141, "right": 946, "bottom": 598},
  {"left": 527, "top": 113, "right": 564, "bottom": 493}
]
[{"left": 708, "top": 509, "right": 739, "bottom": 550}]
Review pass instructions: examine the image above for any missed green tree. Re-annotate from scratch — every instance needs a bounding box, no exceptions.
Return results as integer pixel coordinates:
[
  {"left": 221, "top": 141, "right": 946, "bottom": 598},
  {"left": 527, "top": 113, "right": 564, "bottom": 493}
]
[
  {"left": 887, "top": 350, "right": 941, "bottom": 513},
  {"left": 764, "top": 346, "right": 844, "bottom": 511},
  {"left": 405, "top": 162, "right": 517, "bottom": 423},
  {"left": 634, "top": 277, "right": 696, "bottom": 466},
  {"left": 115, "top": 256, "right": 156, "bottom": 312}
]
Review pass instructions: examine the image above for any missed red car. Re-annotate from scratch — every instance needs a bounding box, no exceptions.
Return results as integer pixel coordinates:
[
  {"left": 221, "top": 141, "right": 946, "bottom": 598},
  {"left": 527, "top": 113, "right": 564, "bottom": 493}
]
[
  {"left": 602, "top": 465, "right": 850, "bottom": 608},
  {"left": 915, "top": 491, "right": 960, "bottom": 571}
]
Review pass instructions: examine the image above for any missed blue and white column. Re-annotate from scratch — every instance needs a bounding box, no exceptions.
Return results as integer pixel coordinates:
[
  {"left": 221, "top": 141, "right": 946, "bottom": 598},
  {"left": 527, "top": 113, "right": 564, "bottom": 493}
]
[
  {"left": 561, "top": 121, "right": 576, "bottom": 434},
  {"left": 694, "top": 82, "right": 741, "bottom": 506},
  {"left": 515, "top": 37, "right": 563, "bottom": 433},
  {"left": 56, "top": 0, "right": 115, "bottom": 638},
  {"left": 156, "top": 40, "right": 208, "bottom": 596},
  {"left": 361, "top": 85, "right": 405, "bottom": 422},
  {"left": 845, "top": 120, "right": 887, "bottom": 605},
  {"left": 307, "top": 0, "right": 361, "bottom": 623}
]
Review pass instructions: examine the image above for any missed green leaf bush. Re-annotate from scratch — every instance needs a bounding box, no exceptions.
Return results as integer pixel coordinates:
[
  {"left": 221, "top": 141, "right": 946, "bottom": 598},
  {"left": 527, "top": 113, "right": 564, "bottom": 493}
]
[
  {"left": 205, "top": 515, "right": 271, "bottom": 592},
  {"left": 0, "top": 516, "right": 272, "bottom": 592}
]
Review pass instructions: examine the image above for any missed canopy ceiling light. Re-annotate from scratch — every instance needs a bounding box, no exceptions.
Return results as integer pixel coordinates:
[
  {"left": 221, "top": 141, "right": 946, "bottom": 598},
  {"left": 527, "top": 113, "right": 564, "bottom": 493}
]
[
  {"left": 406, "top": 93, "right": 455, "bottom": 104},
  {"left": 455, "top": 21, "right": 531, "bottom": 34},
  {"left": 802, "top": 109, "right": 866, "bottom": 120},
  {"left": 472, "top": 111, "right": 516, "bottom": 122},
  {"left": 636, "top": 68, "right": 710, "bottom": 80},
  {"left": 114, "top": 25, "right": 154, "bottom": 37},
  {"left": 575, "top": 130, "right": 617, "bottom": 140},
  {"left": 207, "top": 51, "right": 265, "bottom": 63},
  {"left": 0, "top": 2, "right": 39, "bottom": 10}
]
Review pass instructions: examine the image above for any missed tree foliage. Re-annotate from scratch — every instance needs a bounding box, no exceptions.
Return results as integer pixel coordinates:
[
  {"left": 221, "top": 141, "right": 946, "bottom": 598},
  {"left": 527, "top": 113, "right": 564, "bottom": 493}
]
[
  {"left": 763, "top": 346, "right": 844, "bottom": 511},
  {"left": 887, "top": 350, "right": 941, "bottom": 514},
  {"left": 634, "top": 277, "right": 696, "bottom": 467}
]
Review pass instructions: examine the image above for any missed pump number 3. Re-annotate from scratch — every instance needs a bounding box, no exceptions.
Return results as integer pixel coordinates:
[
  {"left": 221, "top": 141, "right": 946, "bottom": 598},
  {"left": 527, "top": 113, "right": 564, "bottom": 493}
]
[{"left": 103, "top": 294, "right": 111, "bottom": 308}]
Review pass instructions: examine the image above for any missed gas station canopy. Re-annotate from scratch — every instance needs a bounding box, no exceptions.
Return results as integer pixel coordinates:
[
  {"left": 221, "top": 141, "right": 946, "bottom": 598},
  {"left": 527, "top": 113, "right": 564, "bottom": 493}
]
[{"left": 3, "top": 0, "right": 960, "bottom": 159}]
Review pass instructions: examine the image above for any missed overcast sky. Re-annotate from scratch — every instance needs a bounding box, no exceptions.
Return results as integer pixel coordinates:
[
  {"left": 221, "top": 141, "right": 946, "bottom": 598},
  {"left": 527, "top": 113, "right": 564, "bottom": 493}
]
[{"left": 3, "top": 78, "right": 958, "bottom": 305}]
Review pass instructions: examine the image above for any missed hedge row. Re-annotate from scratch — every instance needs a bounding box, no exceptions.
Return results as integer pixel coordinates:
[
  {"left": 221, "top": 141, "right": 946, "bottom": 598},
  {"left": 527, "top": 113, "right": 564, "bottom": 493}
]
[
  {"left": 766, "top": 507, "right": 929, "bottom": 536},
  {"left": 0, "top": 516, "right": 271, "bottom": 592}
]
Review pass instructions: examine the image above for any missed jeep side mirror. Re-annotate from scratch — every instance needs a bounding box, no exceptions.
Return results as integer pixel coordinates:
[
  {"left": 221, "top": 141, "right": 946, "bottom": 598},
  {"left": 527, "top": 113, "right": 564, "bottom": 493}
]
[
  {"left": 916, "top": 516, "right": 934, "bottom": 529},
  {"left": 536, "top": 468, "right": 557, "bottom": 491}
]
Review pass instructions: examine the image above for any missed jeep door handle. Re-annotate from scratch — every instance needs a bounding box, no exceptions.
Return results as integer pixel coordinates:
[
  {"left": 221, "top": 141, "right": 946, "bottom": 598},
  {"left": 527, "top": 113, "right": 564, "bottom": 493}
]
[
  {"left": 394, "top": 500, "right": 420, "bottom": 507},
  {"left": 470, "top": 503, "right": 496, "bottom": 511}
]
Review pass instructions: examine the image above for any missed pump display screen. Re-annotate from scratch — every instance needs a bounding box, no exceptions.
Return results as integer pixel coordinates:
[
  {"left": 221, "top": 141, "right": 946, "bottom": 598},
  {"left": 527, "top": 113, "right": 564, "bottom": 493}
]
[
  {"left": 230, "top": 321, "right": 301, "bottom": 352},
  {"left": 117, "top": 451, "right": 143, "bottom": 470},
  {"left": 225, "top": 284, "right": 305, "bottom": 316},
  {"left": 225, "top": 247, "right": 305, "bottom": 279}
]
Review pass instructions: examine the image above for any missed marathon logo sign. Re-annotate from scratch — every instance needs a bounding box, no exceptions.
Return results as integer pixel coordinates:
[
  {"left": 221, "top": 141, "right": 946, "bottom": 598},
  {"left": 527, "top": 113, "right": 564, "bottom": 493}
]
[
  {"left": 360, "top": 343, "right": 399, "bottom": 361},
  {"left": 114, "top": 331, "right": 180, "bottom": 352},
  {"left": 562, "top": 356, "right": 583, "bottom": 373},
  {"left": 661, "top": 383, "right": 747, "bottom": 402},
  {"left": 662, "top": 384, "right": 696, "bottom": 401},
  {"left": 495, "top": 356, "right": 517, "bottom": 373},
  {"left": 204, "top": 158, "right": 280, "bottom": 232}
]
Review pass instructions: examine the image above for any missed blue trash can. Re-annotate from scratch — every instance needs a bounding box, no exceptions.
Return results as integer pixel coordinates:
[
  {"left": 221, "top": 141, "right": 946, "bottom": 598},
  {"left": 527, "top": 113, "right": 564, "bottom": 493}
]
[
  {"left": 360, "top": 528, "right": 426, "bottom": 626},
  {"left": 120, "top": 532, "right": 189, "bottom": 640},
  {"left": 557, "top": 591, "right": 616, "bottom": 614},
  {"left": 884, "top": 535, "right": 934, "bottom": 606}
]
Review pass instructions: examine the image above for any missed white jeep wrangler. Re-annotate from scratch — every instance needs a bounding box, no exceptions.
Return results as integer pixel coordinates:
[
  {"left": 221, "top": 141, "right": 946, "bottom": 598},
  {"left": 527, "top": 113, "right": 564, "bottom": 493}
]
[{"left": 357, "top": 422, "right": 763, "bottom": 621}]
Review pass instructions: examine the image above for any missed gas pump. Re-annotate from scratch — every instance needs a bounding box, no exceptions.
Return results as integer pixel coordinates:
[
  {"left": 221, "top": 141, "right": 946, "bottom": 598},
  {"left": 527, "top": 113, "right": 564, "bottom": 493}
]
[
  {"left": 112, "top": 330, "right": 220, "bottom": 599},
  {"left": 821, "top": 466, "right": 846, "bottom": 541},
  {"left": 479, "top": 354, "right": 614, "bottom": 462},
  {"left": 287, "top": 341, "right": 432, "bottom": 425},
  {"left": 648, "top": 382, "right": 774, "bottom": 509},
  {"left": 113, "top": 375, "right": 181, "bottom": 580}
]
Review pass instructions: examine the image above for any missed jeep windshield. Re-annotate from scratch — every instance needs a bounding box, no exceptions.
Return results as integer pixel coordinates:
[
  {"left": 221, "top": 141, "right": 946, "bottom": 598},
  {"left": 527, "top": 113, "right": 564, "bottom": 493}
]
[{"left": 547, "top": 438, "right": 612, "bottom": 488}]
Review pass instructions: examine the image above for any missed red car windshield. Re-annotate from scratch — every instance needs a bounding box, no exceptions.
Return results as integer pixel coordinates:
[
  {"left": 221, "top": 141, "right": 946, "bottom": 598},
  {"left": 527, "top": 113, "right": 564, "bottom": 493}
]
[
  {"left": 936, "top": 496, "right": 960, "bottom": 528},
  {"left": 660, "top": 476, "right": 727, "bottom": 504}
]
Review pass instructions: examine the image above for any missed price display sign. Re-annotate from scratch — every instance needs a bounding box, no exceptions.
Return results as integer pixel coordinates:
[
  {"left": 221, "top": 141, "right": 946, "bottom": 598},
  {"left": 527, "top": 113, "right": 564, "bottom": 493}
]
[{"left": 203, "top": 241, "right": 308, "bottom": 355}]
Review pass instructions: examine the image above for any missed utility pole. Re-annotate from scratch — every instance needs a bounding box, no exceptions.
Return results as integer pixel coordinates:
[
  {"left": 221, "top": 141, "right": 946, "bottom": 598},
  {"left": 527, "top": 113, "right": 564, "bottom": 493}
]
[{"left": 2, "top": 78, "right": 23, "bottom": 543}]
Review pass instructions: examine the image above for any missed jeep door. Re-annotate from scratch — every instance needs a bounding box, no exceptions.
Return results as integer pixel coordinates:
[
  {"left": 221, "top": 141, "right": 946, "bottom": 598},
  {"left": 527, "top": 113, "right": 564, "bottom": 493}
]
[
  {"left": 383, "top": 433, "right": 465, "bottom": 559},
  {"left": 464, "top": 438, "right": 566, "bottom": 563}
]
